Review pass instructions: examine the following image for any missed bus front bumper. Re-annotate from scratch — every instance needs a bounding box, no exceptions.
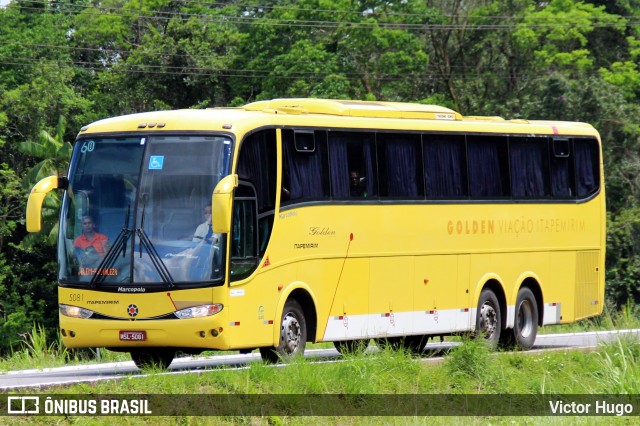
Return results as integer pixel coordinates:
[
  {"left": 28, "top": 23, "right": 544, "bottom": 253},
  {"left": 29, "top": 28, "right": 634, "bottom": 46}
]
[{"left": 59, "top": 315, "right": 231, "bottom": 350}]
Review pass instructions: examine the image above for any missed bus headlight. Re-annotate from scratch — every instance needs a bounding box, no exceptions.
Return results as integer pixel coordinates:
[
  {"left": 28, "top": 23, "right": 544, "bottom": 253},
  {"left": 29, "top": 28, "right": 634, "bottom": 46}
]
[
  {"left": 60, "top": 304, "right": 94, "bottom": 319},
  {"left": 174, "top": 304, "right": 223, "bottom": 319}
]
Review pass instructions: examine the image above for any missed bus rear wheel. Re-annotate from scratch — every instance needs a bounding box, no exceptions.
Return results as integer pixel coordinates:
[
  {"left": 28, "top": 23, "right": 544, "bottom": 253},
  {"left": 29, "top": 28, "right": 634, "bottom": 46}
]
[
  {"left": 475, "top": 289, "right": 502, "bottom": 348},
  {"left": 512, "top": 287, "right": 538, "bottom": 349},
  {"left": 260, "top": 299, "right": 307, "bottom": 363},
  {"left": 130, "top": 349, "right": 175, "bottom": 369}
]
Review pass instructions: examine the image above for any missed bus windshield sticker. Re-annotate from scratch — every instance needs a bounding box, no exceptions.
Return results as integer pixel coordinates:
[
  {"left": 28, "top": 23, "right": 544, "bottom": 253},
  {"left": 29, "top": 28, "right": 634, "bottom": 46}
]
[{"left": 148, "top": 156, "right": 164, "bottom": 170}]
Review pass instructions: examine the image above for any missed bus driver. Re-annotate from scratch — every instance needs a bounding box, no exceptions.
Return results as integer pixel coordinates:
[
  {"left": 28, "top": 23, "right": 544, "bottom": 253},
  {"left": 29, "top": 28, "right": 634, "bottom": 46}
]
[{"left": 73, "top": 215, "right": 109, "bottom": 266}]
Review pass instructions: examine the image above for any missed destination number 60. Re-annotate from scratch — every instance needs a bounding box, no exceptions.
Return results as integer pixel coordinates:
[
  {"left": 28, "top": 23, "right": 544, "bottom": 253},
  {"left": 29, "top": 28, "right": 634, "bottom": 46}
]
[{"left": 80, "top": 141, "right": 95, "bottom": 153}]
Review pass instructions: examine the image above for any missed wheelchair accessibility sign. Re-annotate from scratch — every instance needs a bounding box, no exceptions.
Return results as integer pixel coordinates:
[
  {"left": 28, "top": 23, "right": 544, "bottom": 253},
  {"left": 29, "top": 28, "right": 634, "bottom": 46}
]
[{"left": 148, "top": 156, "right": 164, "bottom": 170}]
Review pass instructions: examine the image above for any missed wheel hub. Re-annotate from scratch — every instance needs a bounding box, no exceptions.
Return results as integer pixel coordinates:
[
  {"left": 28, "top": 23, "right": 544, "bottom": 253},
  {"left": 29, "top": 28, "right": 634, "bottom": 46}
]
[
  {"left": 282, "top": 313, "right": 301, "bottom": 354},
  {"left": 517, "top": 300, "right": 533, "bottom": 337},
  {"left": 480, "top": 303, "right": 497, "bottom": 337}
]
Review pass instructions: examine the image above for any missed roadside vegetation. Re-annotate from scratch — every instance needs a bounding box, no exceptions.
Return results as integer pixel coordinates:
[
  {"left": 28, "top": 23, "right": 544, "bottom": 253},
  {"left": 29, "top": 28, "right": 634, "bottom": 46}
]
[
  {"left": 3, "top": 335, "right": 639, "bottom": 425},
  {"left": 4, "top": 302, "right": 639, "bottom": 372}
]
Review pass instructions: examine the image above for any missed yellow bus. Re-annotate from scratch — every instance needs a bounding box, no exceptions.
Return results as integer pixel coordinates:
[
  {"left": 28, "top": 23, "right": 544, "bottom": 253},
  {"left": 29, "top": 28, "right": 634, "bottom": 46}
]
[{"left": 27, "top": 98, "right": 605, "bottom": 368}]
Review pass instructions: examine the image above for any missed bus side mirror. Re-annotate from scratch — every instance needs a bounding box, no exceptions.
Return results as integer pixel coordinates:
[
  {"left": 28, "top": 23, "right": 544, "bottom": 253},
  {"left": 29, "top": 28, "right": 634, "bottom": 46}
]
[
  {"left": 26, "top": 176, "right": 67, "bottom": 232},
  {"left": 212, "top": 174, "right": 238, "bottom": 234}
]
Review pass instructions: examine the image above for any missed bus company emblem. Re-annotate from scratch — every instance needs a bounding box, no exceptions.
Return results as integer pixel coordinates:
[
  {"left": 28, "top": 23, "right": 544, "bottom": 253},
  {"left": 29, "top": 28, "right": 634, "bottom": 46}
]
[{"left": 127, "top": 304, "right": 139, "bottom": 317}]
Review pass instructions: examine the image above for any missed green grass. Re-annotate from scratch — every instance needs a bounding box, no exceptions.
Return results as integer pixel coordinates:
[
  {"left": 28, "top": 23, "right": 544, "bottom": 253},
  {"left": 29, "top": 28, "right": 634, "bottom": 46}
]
[
  {"left": 0, "top": 324, "right": 131, "bottom": 372},
  {"left": 2, "top": 338, "right": 639, "bottom": 424},
  {"left": 1, "top": 311, "right": 639, "bottom": 424}
]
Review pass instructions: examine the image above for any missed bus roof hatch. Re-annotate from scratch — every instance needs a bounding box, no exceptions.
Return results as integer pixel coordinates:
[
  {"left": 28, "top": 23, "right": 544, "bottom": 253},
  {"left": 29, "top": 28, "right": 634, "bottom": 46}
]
[{"left": 243, "top": 98, "right": 462, "bottom": 121}]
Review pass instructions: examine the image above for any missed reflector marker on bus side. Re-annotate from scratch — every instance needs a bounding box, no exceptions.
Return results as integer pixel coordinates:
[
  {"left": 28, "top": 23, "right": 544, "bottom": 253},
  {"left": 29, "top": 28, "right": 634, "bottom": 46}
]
[
  {"left": 333, "top": 315, "right": 350, "bottom": 328},
  {"left": 263, "top": 320, "right": 273, "bottom": 325},
  {"left": 229, "top": 321, "right": 241, "bottom": 326}
]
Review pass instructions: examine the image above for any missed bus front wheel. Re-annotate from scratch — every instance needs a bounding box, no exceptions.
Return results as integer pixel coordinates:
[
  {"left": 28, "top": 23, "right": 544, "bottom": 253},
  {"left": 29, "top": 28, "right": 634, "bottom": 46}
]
[
  {"left": 475, "top": 289, "right": 502, "bottom": 348},
  {"left": 130, "top": 349, "right": 175, "bottom": 369},
  {"left": 260, "top": 299, "right": 307, "bottom": 363}
]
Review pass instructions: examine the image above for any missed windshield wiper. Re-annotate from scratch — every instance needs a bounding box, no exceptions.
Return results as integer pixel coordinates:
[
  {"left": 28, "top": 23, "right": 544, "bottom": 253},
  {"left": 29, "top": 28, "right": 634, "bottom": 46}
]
[
  {"left": 90, "top": 204, "right": 132, "bottom": 287},
  {"left": 137, "top": 202, "right": 175, "bottom": 287},
  {"left": 88, "top": 202, "right": 175, "bottom": 287}
]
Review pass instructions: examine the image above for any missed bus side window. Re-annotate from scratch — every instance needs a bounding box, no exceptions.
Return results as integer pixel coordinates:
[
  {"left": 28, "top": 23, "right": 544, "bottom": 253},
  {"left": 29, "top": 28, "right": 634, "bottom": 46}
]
[
  {"left": 550, "top": 138, "right": 574, "bottom": 198},
  {"left": 282, "top": 129, "right": 329, "bottom": 203},
  {"left": 377, "top": 133, "right": 423, "bottom": 198},
  {"left": 510, "top": 137, "right": 550, "bottom": 199},
  {"left": 574, "top": 138, "right": 600, "bottom": 198},
  {"left": 230, "top": 183, "right": 259, "bottom": 281},
  {"left": 467, "top": 135, "right": 510, "bottom": 198},
  {"left": 237, "top": 129, "right": 277, "bottom": 255},
  {"left": 328, "top": 131, "right": 377, "bottom": 199},
  {"left": 423, "top": 134, "right": 468, "bottom": 199}
]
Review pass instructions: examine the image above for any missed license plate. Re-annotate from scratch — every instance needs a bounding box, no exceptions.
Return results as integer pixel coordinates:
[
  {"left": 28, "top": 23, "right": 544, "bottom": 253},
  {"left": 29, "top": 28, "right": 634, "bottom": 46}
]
[{"left": 119, "top": 330, "right": 147, "bottom": 341}]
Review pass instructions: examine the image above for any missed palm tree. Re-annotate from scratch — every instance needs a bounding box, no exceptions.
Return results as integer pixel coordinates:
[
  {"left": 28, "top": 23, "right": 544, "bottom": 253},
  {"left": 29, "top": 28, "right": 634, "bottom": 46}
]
[{"left": 19, "top": 115, "right": 72, "bottom": 246}]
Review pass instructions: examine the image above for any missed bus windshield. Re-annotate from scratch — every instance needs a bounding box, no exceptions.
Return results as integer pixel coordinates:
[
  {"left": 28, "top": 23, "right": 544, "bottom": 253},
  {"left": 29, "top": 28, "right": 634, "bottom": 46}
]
[{"left": 59, "top": 134, "right": 232, "bottom": 287}]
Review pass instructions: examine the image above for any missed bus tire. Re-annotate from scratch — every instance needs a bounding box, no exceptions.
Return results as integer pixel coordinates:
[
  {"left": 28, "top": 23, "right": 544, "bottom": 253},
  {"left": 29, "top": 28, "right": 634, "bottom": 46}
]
[
  {"left": 403, "top": 335, "right": 430, "bottom": 355},
  {"left": 475, "top": 289, "right": 501, "bottom": 348},
  {"left": 513, "top": 287, "right": 538, "bottom": 350},
  {"left": 374, "top": 335, "right": 428, "bottom": 355},
  {"left": 130, "top": 349, "right": 175, "bottom": 369},
  {"left": 334, "top": 339, "right": 370, "bottom": 354},
  {"left": 260, "top": 299, "right": 307, "bottom": 363}
]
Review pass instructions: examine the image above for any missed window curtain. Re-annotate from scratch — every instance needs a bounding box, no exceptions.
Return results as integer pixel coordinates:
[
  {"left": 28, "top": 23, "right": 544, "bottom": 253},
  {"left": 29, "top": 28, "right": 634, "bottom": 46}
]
[
  {"left": 467, "top": 139, "right": 504, "bottom": 197},
  {"left": 237, "top": 135, "right": 269, "bottom": 211},
  {"left": 283, "top": 133, "right": 325, "bottom": 200},
  {"left": 574, "top": 140, "right": 598, "bottom": 197},
  {"left": 551, "top": 157, "right": 571, "bottom": 197},
  {"left": 510, "top": 139, "right": 547, "bottom": 198},
  {"left": 362, "top": 137, "right": 377, "bottom": 197},
  {"left": 385, "top": 138, "right": 418, "bottom": 197},
  {"left": 424, "top": 138, "right": 466, "bottom": 197},
  {"left": 328, "top": 135, "right": 350, "bottom": 198}
]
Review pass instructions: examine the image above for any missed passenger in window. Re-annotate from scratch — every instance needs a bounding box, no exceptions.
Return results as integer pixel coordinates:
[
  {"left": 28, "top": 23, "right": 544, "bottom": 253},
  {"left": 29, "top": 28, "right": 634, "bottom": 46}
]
[
  {"left": 193, "top": 206, "right": 219, "bottom": 245},
  {"left": 73, "top": 216, "right": 110, "bottom": 265},
  {"left": 350, "top": 170, "right": 367, "bottom": 197}
]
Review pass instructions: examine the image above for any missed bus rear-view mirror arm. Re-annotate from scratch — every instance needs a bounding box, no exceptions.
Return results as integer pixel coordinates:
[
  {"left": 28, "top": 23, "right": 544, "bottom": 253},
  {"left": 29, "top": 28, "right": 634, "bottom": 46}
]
[
  {"left": 212, "top": 174, "right": 238, "bottom": 234},
  {"left": 26, "top": 176, "right": 68, "bottom": 232}
]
